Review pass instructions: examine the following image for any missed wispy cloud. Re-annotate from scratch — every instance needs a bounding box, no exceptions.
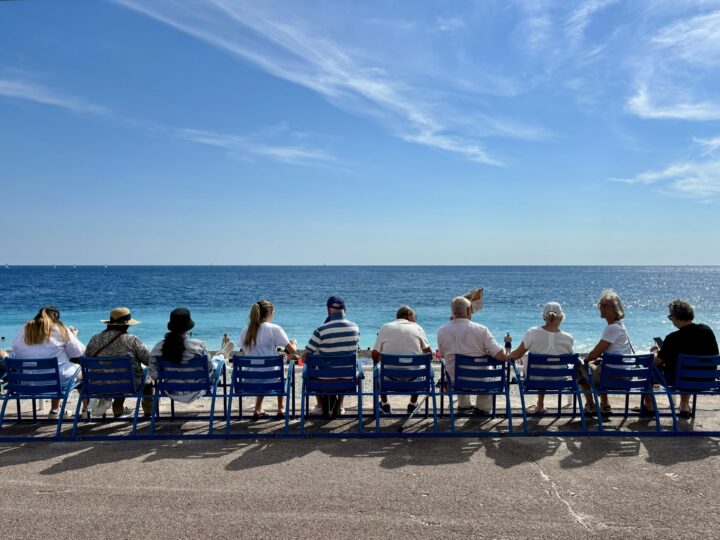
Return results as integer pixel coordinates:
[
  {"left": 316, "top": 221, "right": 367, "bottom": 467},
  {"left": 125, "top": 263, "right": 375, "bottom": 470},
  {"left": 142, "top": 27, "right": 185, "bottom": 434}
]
[
  {"left": 626, "top": 86, "right": 720, "bottom": 121},
  {"left": 615, "top": 139, "right": 720, "bottom": 200},
  {"left": 437, "top": 17, "right": 464, "bottom": 33},
  {"left": 0, "top": 78, "right": 108, "bottom": 116},
  {"left": 0, "top": 75, "right": 334, "bottom": 167},
  {"left": 173, "top": 127, "right": 335, "bottom": 165},
  {"left": 566, "top": 0, "right": 618, "bottom": 44},
  {"left": 626, "top": 10, "right": 720, "bottom": 121},
  {"left": 694, "top": 136, "right": 720, "bottom": 156},
  {"left": 113, "top": 0, "right": 550, "bottom": 165}
]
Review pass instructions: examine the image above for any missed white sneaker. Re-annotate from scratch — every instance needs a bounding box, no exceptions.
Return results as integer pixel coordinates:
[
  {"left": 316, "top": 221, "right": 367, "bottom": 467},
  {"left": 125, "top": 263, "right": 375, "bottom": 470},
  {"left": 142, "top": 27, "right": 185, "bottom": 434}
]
[
  {"left": 47, "top": 409, "right": 70, "bottom": 420},
  {"left": 338, "top": 407, "right": 346, "bottom": 415},
  {"left": 310, "top": 406, "right": 323, "bottom": 415}
]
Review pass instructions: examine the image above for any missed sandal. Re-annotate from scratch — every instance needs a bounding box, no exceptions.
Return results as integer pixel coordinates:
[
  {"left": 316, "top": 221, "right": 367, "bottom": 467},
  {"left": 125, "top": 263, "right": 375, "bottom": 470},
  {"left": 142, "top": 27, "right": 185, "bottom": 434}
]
[
  {"left": 583, "top": 403, "right": 597, "bottom": 416},
  {"left": 252, "top": 409, "right": 267, "bottom": 420},
  {"left": 527, "top": 405, "right": 546, "bottom": 416},
  {"left": 274, "top": 410, "right": 285, "bottom": 419},
  {"left": 601, "top": 403, "right": 612, "bottom": 415},
  {"left": 678, "top": 410, "right": 692, "bottom": 420}
]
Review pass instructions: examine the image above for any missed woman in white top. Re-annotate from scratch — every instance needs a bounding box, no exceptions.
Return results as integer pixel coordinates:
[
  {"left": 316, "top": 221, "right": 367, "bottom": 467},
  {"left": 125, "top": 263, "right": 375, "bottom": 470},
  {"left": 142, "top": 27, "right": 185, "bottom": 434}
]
[
  {"left": 580, "top": 289, "right": 633, "bottom": 415},
  {"left": 12, "top": 306, "right": 85, "bottom": 417},
  {"left": 507, "top": 302, "right": 573, "bottom": 414},
  {"left": 238, "top": 300, "right": 297, "bottom": 418}
]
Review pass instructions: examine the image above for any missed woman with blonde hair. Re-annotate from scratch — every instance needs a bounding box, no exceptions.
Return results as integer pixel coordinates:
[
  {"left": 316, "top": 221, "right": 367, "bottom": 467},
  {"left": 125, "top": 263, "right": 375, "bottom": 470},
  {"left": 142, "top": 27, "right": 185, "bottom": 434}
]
[
  {"left": 579, "top": 289, "right": 633, "bottom": 416},
  {"left": 238, "top": 300, "right": 296, "bottom": 419},
  {"left": 12, "top": 306, "right": 85, "bottom": 418},
  {"left": 507, "top": 302, "right": 574, "bottom": 414}
]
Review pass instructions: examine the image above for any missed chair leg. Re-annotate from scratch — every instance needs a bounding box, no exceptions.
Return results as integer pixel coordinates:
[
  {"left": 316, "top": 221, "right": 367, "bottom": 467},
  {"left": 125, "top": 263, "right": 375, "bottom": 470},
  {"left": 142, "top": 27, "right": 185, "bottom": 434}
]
[
  {"left": 592, "top": 389, "right": 604, "bottom": 433},
  {"left": 300, "top": 389, "right": 306, "bottom": 434},
  {"left": 667, "top": 391, "right": 678, "bottom": 432},
  {"left": 448, "top": 391, "right": 456, "bottom": 433},
  {"left": 0, "top": 394, "right": 10, "bottom": 432},
  {"left": 71, "top": 395, "right": 83, "bottom": 439},
  {"left": 131, "top": 395, "right": 141, "bottom": 436},
  {"left": 506, "top": 391, "right": 513, "bottom": 433}
]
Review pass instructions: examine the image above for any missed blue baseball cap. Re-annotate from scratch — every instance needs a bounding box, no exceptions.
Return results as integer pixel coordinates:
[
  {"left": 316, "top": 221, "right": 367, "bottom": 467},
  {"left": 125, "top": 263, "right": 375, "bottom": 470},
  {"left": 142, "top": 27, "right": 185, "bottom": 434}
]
[{"left": 326, "top": 296, "right": 346, "bottom": 310}]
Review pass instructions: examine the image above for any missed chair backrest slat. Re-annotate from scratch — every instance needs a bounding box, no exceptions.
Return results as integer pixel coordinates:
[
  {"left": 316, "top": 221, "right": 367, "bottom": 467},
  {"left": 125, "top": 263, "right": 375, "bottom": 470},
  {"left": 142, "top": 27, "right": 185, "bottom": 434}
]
[
  {"left": 675, "top": 354, "right": 720, "bottom": 391},
  {"left": 230, "top": 355, "right": 286, "bottom": 395},
  {"left": 599, "top": 353, "right": 653, "bottom": 391},
  {"left": 5, "top": 357, "right": 62, "bottom": 396},
  {"left": 156, "top": 356, "right": 211, "bottom": 393},
  {"left": 305, "top": 353, "right": 358, "bottom": 393}
]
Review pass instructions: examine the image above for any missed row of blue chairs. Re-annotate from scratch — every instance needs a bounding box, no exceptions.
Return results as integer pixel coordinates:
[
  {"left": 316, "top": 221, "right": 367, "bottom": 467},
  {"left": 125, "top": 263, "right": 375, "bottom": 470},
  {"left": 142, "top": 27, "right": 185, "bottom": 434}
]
[{"left": 1, "top": 352, "right": 719, "bottom": 439}]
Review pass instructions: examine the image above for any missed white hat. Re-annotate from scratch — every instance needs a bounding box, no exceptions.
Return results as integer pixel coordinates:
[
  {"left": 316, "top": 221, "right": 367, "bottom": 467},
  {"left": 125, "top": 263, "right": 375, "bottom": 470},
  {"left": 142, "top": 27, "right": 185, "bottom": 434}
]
[{"left": 542, "top": 301, "right": 564, "bottom": 319}]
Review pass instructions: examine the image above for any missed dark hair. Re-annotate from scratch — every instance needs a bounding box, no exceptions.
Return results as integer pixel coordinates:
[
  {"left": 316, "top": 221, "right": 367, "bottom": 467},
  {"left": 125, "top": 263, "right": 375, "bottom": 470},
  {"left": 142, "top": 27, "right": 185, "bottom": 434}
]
[
  {"left": 162, "top": 331, "right": 185, "bottom": 364},
  {"left": 669, "top": 299, "right": 694, "bottom": 322},
  {"left": 396, "top": 305, "right": 414, "bottom": 320}
]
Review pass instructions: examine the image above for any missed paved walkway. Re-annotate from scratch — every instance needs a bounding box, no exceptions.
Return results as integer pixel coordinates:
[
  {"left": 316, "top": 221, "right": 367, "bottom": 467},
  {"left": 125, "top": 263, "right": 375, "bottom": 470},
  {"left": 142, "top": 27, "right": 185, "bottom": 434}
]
[{"left": 1, "top": 436, "right": 719, "bottom": 538}]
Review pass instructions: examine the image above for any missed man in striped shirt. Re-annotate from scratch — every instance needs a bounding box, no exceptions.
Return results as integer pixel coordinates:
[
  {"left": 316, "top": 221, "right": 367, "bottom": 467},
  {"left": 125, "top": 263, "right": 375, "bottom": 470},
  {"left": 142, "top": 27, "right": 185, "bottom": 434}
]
[{"left": 302, "top": 296, "right": 360, "bottom": 414}]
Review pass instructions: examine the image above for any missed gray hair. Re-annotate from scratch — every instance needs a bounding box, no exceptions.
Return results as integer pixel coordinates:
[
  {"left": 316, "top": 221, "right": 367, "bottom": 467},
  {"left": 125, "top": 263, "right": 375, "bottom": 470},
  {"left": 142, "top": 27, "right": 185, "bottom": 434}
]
[
  {"left": 542, "top": 311, "right": 564, "bottom": 323},
  {"left": 669, "top": 299, "right": 694, "bottom": 321},
  {"left": 451, "top": 296, "right": 472, "bottom": 317},
  {"left": 396, "top": 305, "right": 414, "bottom": 320},
  {"left": 597, "top": 289, "right": 625, "bottom": 320}
]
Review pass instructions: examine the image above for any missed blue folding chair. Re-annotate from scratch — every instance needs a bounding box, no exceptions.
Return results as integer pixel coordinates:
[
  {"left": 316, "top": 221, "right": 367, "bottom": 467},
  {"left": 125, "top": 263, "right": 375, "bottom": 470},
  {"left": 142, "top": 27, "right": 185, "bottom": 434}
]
[
  {"left": 0, "top": 357, "right": 80, "bottom": 439},
  {"left": 150, "top": 355, "right": 225, "bottom": 435},
  {"left": 667, "top": 354, "right": 720, "bottom": 425},
  {"left": 373, "top": 353, "right": 437, "bottom": 433},
  {"left": 72, "top": 356, "right": 149, "bottom": 438},
  {"left": 442, "top": 354, "right": 514, "bottom": 433},
  {"left": 515, "top": 353, "right": 586, "bottom": 433},
  {"left": 227, "top": 355, "right": 295, "bottom": 434},
  {"left": 587, "top": 353, "right": 673, "bottom": 432},
  {"left": 300, "top": 353, "right": 363, "bottom": 434}
]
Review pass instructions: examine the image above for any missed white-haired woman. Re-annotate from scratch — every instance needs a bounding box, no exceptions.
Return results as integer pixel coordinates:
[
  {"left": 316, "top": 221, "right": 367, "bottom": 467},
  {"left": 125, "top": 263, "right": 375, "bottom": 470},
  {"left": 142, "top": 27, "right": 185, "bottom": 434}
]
[
  {"left": 579, "top": 289, "right": 632, "bottom": 415},
  {"left": 507, "top": 302, "right": 574, "bottom": 414}
]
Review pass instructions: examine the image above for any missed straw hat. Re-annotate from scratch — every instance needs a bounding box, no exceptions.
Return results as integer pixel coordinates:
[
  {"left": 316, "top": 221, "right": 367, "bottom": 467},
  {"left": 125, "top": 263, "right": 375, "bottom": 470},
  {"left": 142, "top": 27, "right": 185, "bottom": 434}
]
[{"left": 101, "top": 307, "right": 141, "bottom": 326}]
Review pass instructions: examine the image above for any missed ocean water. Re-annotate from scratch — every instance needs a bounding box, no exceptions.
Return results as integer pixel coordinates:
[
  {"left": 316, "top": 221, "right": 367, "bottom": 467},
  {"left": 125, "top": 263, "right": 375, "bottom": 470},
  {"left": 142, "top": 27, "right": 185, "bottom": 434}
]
[{"left": 1, "top": 266, "right": 719, "bottom": 354}]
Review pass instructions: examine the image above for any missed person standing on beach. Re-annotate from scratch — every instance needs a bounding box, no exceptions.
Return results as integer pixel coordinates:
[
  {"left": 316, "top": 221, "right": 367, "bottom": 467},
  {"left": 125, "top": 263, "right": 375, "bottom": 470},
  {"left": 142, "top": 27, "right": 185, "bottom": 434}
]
[
  {"left": 302, "top": 296, "right": 360, "bottom": 415},
  {"left": 237, "top": 300, "right": 297, "bottom": 419},
  {"left": 437, "top": 296, "right": 506, "bottom": 414},
  {"left": 371, "top": 305, "right": 433, "bottom": 414},
  {"left": 504, "top": 333, "right": 512, "bottom": 354},
  {"left": 648, "top": 299, "right": 718, "bottom": 418}
]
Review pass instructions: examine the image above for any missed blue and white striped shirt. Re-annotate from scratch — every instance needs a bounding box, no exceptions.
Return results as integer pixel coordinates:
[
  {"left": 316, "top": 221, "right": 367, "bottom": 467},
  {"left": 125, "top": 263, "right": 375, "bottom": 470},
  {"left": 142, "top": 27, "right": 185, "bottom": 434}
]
[{"left": 305, "top": 312, "right": 360, "bottom": 355}]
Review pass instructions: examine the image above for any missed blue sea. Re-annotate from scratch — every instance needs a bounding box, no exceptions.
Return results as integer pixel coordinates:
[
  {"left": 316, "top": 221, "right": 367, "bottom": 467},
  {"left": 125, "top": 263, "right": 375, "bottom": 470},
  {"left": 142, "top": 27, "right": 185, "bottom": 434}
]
[{"left": 1, "top": 266, "right": 719, "bottom": 354}]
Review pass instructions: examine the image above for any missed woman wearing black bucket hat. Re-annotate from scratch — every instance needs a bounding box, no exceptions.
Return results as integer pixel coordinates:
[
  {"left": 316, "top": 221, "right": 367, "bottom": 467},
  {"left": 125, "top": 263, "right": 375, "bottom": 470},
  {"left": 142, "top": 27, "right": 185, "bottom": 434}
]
[{"left": 148, "top": 308, "right": 223, "bottom": 403}]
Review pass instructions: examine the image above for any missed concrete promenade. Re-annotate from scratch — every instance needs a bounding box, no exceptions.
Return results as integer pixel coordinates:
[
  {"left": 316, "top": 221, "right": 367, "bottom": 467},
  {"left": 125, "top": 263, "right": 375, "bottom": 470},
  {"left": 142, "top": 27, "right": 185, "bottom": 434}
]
[{"left": 1, "top": 435, "right": 719, "bottom": 539}]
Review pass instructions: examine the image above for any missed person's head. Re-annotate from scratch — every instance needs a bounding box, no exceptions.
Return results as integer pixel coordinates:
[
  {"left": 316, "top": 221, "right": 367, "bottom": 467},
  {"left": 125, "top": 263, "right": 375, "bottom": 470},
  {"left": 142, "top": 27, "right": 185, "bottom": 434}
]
[
  {"left": 542, "top": 301, "right": 565, "bottom": 326},
  {"left": 162, "top": 307, "right": 195, "bottom": 364},
  {"left": 451, "top": 296, "right": 472, "bottom": 320},
  {"left": 668, "top": 299, "right": 694, "bottom": 327},
  {"left": 244, "top": 300, "right": 274, "bottom": 349},
  {"left": 396, "top": 305, "right": 416, "bottom": 322},
  {"left": 24, "top": 305, "right": 68, "bottom": 345},
  {"left": 326, "top": 296, "right": 346, "bottom": 315},
  {"left": 101, "top": 307, "right": 140, "bottom": 334},
  {"left": 597, "top": 289, "right": 624, "bottom": 322}
]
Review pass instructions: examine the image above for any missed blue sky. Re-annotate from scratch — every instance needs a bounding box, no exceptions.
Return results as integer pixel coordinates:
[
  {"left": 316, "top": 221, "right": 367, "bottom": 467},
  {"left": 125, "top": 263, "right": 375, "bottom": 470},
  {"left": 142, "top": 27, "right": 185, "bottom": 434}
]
[{"left": 1, "top": 0, "right": 720, "bottom": 265}]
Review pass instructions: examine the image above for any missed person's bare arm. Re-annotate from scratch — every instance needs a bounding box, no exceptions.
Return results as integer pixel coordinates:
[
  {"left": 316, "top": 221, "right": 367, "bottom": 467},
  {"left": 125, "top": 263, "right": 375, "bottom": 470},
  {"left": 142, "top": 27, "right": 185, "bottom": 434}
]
[
  {"left": 370, "top": 349, "right": 381, "bottom": 363},
  {"left": 586, "top": 340, "right": 611, "bottom": 362},
  {"left": 507, "top": 342, "right": 528, "bottom": 361}
]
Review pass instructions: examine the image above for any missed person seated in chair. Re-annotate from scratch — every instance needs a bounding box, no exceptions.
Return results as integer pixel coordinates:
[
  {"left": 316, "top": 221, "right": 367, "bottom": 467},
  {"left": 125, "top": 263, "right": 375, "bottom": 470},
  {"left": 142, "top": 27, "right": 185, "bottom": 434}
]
[
  {"left": 507, "top": 302, "right": 574, "bottom": 414},
  {"left": 437, "top": 296, "right": 506, "bottom": 414},
  {"left": 578, "top": 289, "right": 632, "bottom": 417},
  {"left": 301, "top": 296, "right": 360, "bottom": 416},
  {"left": 237, "top": 300, "right": 296, "bottom": 419},
  {"left": 149, "top": 308, "right": 223, "bottom": 403},
  {"left": 371, "top": 305, "right": 432, "bottom": 414},
  {"left": 647, "top": 299, "right": 718, "bottom": 419},
  {"left": 85, "top": 307, "right": 152, "bottom": 418},
  {"left": 12, "top": 306, "right": 85, "bottom": 418}
]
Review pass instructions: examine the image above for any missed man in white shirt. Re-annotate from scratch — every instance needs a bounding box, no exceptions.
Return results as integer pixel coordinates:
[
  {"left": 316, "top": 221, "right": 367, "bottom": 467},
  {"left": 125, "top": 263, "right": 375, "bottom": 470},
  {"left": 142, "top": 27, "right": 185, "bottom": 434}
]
[
  {"left": 371, "top": 305, "right": 433, "bottom": 414},
  {"left": 437, "top": 296, "right": 506, "bottom": 413}
]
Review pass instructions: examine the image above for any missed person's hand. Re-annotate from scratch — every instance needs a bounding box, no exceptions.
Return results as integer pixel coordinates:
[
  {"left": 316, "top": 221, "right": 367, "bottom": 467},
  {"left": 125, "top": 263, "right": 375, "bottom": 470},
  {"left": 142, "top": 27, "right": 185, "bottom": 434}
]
[
  {"left": 69, "top": 326, "right": 79, "bottom": 336},
  {"left": 650, "top": 345, "right": 659, "bottom": 353},
  {"left": 0, "top": 349, "right": 8, "bottom": 359}
]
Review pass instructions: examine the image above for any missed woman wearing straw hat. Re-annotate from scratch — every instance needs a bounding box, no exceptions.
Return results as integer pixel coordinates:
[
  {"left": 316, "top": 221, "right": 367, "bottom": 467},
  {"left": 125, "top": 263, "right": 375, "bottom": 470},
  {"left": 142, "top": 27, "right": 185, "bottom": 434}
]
[{"left": 85, "top": 307, "right": 152, "bottom": 418}]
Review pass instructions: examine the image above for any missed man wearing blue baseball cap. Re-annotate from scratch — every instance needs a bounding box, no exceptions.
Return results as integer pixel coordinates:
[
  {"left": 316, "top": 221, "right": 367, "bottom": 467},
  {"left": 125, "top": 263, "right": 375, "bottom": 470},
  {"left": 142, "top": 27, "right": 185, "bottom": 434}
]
[{"left": 302, "top": 296, "right": 360, "bottom": 415}]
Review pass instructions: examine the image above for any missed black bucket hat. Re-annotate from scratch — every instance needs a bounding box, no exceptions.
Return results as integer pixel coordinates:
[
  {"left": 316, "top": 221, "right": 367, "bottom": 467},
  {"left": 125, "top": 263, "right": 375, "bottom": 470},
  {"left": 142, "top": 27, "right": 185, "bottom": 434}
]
[{"left": 167, "top": 307, "right": 195, "bottom": 333}]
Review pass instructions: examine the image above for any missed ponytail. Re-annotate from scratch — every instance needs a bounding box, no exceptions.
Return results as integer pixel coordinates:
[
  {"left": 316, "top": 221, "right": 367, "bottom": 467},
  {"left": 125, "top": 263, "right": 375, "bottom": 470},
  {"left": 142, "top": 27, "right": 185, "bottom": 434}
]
[
  {"left": 161, "top": 331, "right": 186, "bottom": 364},
  {"left": 24, "top": 306, "right": 69, "bottom": 345},
  {"left": 243, "top": 300, "right": 273, "bottom": 349}
]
